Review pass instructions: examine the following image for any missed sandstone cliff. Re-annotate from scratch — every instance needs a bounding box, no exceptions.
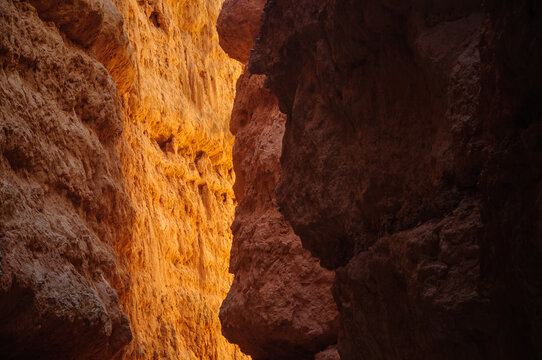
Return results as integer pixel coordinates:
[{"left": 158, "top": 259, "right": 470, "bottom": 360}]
[
  {"left": 109, "top": 0, "right": 245, "bottom": 358},
  {"left": 246, "top": 0, "right": 541, "bottom": 359},
  {"left": 219, "top": 68, "right": 338, "bottom": 360},
  {"left": 2, "top": 0, "right": 540, "bottom": 358},
  {"left": 0, "top": 0, "right": 133, "bottom": 358},
  {"left": 0, "top": 0, "right": 247, "bottom": 359},
  {"left": 217, "top": 2, "right": 339, "bottom": 359}
]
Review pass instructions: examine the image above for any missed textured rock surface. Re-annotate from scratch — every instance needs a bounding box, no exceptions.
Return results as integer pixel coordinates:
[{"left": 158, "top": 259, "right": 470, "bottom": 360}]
[
  {"left": 219, "top": 68, "right": 338, "bottom": 360},
  {"left": 217, "top": 0, "right": 266, "bottom": 63},
  {"left": 0, "top": 0, "right": 248, "bottom": 359},
  {"left": 0, "top": 0, "right": 133, "bottom": 358},
  {"left": 217, "top": 1, "right": 338, "bottom": 359},
  {"left": 2, "top": 0, "right": 540, "bottom": 358},
  {"left": 250, "top": 0, "right": 541, "bottom": 359},
  {"left": 107, "top": 0, "right": 246, "bottom": 358},
  {"left": 314, "top": 347, "right": 340, "bottom": 360}
]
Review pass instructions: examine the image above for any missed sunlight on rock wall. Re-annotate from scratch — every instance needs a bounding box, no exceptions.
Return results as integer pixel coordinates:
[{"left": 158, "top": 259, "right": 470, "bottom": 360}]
[
  {"left": 0, "top": 0, "right": 248, "bottom": 358},
  {"left": 107, "top": 0, "right": 246, "bottom": 358}
]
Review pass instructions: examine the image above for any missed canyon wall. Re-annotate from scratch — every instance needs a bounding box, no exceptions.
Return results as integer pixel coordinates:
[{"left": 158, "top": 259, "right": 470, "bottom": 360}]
[
  {"left": 0, "top": 0, "right": 247, "bottom": 358},
  {"left": 2, "top": 0, "right": 540, "bottom": 358},
  {"left": 0, "top": 0, "right": 133, "bottom": 358},
  {"left": 219, "top": 68, "right": 338, "bottom": 360},
  {"left": 217, "top": 1, "right": 339, "bottom": 359},
  {"left": 243, "top": 0, "right": 541, "bottom": 359},
  {"left": 109, "top": 0, "right": 246, "bottom": 358}
]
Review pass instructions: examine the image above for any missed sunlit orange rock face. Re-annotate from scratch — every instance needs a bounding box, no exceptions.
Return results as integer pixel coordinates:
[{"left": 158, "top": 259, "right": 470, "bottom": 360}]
[
  {"left": 108, "top": 0, "right": 246, "bottom": 358},
  {"left": 217, "top": 1, "right": 339, "bottom": 359},
  {"left": 0, "top": 0, "right": 247, "bottom": 358}
]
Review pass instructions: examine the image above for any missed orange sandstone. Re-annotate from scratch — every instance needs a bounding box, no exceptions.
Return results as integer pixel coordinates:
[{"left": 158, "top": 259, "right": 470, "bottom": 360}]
[
  {"left": 109, "top": 0, "right": 246, "bottom": 358},
  {"left": 0, "top": 0, "right": 247, "bottom": 359}
]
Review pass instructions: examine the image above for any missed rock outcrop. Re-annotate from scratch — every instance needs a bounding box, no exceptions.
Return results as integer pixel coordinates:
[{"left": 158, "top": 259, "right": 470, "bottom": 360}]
[
  {"left": 217, "top": 1, "right": 339, "bottom": 359},
  {"left": 108, "top": 0, "right": 246, "bottom": 358},
  {"left": 245, "top": 0, "right": 541, "bottom": 359},
  {"left": 0, "top": 0, "right": 133, "bottom": 358},
  {"left": 0, "top": 0, "right": 248, "bottom": 359},
  {"left": 219, "top": 68, "right": 338, "bottom": 360},
  {"left": 2, "top": 0, "right": 540, "bottom": 358},
  {"left": 217, "top": 0, "right": 266, "bottom": 63}
]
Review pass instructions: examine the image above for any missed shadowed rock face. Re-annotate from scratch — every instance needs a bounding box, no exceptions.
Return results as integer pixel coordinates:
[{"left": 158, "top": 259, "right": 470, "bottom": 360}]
[
  {"left": 219, "top": 68, "right": 338, "bottom": 360},
  {"left": 247, "top": 0, "right": 541, "bottom": 359},
  {"left": 0, "top": 0, "right": 133, "bottom": 358},
  {"left": 251, "top": 0, "right": 487, "bottom": 271},
  {"left": 217, "top": 1, "right": 339, "bottom": 359}
]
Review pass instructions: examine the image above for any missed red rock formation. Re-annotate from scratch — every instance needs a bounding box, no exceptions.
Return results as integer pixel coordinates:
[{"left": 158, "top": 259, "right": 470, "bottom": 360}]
[
  {"left": 0, "top": 0, "right": 133, "bottom": 358},
  {"left": 0, "top": 0, "right": 247, "bottom": 359},
  {"left": 217, "top": 0, "right": 266, "bottom": 63},
  {"left": 248, "top": 0, "right": 542, "bottom": 359},
  {"left": 314, "top": 347, "right": 340, "bottom": 360},
  {"left": 217, "top": 1, "right": 339, "bottom": 359},
  {"left": 478, "top": 1, "right": 542, "bottom": 357},
  {"left": 220, "top": 68, "right": 338, "bottom": 360},
  {"left": 2, "top": 0, "right": 540, "bottom": 358}
]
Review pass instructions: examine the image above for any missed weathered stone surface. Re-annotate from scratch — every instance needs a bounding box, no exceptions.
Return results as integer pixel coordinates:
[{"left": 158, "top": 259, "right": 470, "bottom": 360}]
[
  {"left": 217, "top": 0, "right": 266, "bottom": 63},
  {"left": 2, "top": 0, "right": 540, "bottom": 358},
  {"left": 252, "top": 1, "right": 486, "bottom": 270},
  {"left": 219, "top": 68, "right": 338, "bottom": 360},
  {"left": 217, "top": 2, "right": 339, "bottom": 358},
  {"left": 27, "top": 0, "right": 136, "bottom": 94},
  {"left": 249, "top": 0, "right": 542, "bottom": 359},
  {"left": 314, "top": 347, "right": 340, "bottom": 360},
  {"left": 109, "top": 0, "right": 247, "bottom": 358},
  {"left": 0, "top": 0, "right": 133, "bottom": 358},
  {"left": 0, "top": 0, "right": 248, "bottom": 358}
]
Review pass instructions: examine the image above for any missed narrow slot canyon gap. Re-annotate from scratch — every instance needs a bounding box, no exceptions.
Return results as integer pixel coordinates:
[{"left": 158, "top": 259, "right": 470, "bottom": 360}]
[{"left": 0, "top": 0, "right": 541, "bottom": 360}]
